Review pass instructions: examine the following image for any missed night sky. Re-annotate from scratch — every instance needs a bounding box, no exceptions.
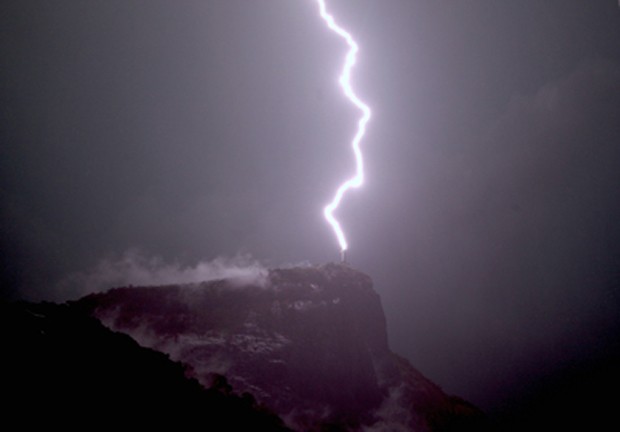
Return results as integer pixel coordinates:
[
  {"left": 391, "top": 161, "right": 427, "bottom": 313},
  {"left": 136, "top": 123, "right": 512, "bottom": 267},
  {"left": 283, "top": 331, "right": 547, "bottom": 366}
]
[{"left": 2, "top": 0, "right": 620, "bottom": 426}]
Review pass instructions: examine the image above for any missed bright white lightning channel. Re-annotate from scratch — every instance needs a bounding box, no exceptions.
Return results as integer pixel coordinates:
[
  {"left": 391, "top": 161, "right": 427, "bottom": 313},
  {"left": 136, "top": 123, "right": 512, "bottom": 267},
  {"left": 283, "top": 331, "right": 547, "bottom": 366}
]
[{"left": 315, "top": 0, "right": 372, "bottom": 256}]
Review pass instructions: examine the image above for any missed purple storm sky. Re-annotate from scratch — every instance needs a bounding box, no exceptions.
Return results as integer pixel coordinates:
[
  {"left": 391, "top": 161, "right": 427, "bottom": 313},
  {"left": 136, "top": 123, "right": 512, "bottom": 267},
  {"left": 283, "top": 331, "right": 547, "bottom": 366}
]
[{"left": 1, "top": 0, "right": 620, "bottom": 425}]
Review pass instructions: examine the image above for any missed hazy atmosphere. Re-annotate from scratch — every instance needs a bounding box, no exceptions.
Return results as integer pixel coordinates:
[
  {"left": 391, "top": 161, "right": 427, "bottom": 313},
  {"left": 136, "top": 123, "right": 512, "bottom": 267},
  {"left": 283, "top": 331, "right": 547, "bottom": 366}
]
[{"left": 2, "top": 0, "right": 620, "bottom": 426}]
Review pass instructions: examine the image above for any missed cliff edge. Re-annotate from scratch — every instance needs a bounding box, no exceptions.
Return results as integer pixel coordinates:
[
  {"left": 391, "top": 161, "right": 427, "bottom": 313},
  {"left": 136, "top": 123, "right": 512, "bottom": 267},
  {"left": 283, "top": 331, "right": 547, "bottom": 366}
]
[{"left": 77, "top": 263, "right": 484, "bottom": 431}]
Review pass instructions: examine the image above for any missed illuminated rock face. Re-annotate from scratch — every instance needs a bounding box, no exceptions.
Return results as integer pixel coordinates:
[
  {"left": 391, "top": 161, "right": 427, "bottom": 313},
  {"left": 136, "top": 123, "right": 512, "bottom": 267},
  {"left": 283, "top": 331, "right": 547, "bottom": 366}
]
[{"left": 77, "top": 264, "right": 483, "bottom": 431}]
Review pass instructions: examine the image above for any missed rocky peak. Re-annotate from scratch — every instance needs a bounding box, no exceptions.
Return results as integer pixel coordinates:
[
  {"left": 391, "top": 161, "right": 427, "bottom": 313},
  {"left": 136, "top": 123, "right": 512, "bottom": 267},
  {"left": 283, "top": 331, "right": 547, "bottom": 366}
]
[{"left": 76, "top": 264, "right": 484, "bottom": 431}]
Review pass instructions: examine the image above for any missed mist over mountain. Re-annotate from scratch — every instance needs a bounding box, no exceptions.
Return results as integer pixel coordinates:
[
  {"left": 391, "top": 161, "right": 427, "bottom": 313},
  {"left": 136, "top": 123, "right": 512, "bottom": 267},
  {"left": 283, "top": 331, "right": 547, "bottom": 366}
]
[{"left": 75, "top": 263, "right": 484, "bottom": 431}]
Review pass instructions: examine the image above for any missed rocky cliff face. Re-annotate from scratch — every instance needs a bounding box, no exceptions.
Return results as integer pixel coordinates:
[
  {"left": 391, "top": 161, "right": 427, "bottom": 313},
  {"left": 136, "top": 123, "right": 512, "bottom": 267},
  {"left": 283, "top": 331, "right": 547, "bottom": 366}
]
[{"left": 77, "top": 263, "right": 483, "bottom": 431}]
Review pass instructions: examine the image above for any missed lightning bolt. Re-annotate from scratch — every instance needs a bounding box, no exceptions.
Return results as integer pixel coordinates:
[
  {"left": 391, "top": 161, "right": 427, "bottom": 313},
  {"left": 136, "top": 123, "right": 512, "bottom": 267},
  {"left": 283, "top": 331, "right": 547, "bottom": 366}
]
[{"left": 314, "top": 0, "right": 372, "bottom": 258}]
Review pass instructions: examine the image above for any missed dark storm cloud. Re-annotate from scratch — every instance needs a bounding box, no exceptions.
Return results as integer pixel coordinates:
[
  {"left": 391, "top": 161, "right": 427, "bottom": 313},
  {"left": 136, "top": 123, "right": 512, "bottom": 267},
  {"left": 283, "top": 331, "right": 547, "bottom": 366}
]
[
  {"left": 0, "top": 0, "right": 336, "bottom": 297},
  {"left": 362, "top": 54, "right": 620, "bottom": 417},
  {"left": 432, "top": 59, "right": 620, "bottom": 408}
]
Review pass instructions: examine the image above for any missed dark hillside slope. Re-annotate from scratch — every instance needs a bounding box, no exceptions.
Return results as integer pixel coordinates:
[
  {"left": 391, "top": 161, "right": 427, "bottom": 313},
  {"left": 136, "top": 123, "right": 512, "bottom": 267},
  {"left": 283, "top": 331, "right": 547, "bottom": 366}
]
[
  {"left": 0, "top": 301, "right": 289, "bottom": 430},
  {"left": 77, "top": 263, "right": 486, "bottom": 431}
]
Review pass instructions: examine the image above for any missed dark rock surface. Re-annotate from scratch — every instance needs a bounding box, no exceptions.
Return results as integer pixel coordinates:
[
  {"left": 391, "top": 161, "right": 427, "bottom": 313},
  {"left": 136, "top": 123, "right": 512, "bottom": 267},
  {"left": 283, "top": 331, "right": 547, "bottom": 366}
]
[
  {"left": 0, "top": 301, "right": 290, "bottom": 430},
  {"left": 76, "top": 263, "right": 485, "bottom": 431}
]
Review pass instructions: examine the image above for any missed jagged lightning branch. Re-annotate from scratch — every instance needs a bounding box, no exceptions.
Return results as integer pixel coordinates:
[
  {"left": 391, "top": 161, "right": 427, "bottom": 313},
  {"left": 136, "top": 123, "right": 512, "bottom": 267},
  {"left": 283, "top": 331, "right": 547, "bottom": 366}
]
[{"left": 315, "top": 0, "right": 372, "bottom": 257}]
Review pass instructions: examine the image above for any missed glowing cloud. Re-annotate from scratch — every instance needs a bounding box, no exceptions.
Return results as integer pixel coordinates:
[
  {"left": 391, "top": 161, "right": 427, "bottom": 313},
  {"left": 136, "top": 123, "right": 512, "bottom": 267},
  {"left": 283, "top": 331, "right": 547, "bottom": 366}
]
[{"left": 314, "top": 0, "right": 372, "bottom": 254}]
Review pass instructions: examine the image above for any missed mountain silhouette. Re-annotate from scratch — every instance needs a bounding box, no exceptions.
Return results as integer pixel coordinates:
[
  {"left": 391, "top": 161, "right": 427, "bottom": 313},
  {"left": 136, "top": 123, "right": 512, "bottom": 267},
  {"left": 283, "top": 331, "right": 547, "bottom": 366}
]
[
  {"left": 76, "top": 263, "right": 485, "bottom": 431},
  {"left": 0, "top": 300, "right": 290, "bottom": 430}
]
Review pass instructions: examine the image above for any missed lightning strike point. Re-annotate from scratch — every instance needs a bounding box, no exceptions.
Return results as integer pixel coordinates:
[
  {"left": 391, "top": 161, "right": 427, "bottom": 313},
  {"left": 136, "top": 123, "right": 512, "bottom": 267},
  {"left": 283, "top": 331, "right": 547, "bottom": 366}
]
[{"left": 314, "top": 0, "right": 372, "bottom": 258}]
